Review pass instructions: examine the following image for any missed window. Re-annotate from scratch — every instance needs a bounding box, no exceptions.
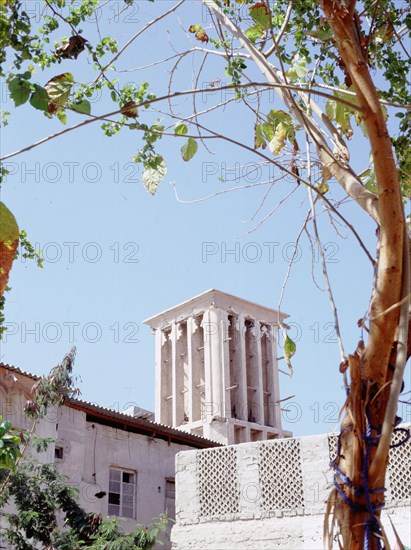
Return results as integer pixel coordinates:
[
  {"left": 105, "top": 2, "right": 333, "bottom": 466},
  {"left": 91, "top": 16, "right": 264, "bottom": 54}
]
[
  {"left": 108, "top": 468, "right": 136, "bottom": 519},
  {"left": 165, "top": 478, "right": 175, "bottom": 499},
  {"left": 55, "top": 446, "right": 64, "bottom": 460},
  {"left": 165, "top": 477, "right": 176, "bottom": 518}
]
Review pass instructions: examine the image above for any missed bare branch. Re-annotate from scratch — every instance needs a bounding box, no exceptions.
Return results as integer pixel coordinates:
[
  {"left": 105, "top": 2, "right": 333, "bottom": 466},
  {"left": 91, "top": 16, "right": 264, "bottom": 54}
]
[
  {"left": 117, "top": 47, "right": 248, "bottom": 73},
  {"left": 94, "top": 0, "right": 186, "bottom": 83},
  {"left": 0, "top": 81, "right": 365, "bottom": 162},
  {"left": 263, "top": 0, "right": 294, "bottom": 58},
  {"left": 306, "top": 137, "right": 348, "bottom": 388},
  {"left": 172, "top": 179, "right": 279, "bottom": 204},
  {"left": 244, "top": 185, "right": 299, "bottom": 235},
  {"left": 203, "top": 0, "right": 380, "bottom": 223},
  {"left": 277, "top": 209, "right": 312, "bottom": 317}
]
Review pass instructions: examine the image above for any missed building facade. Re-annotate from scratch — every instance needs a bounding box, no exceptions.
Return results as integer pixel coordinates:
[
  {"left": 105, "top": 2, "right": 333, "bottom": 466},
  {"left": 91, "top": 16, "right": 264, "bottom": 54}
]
[
  {"left": 145, "top": 289, "right": 292, "bottom": 444},
  {"left": 0, "top": 364, "right": 219, "bottom": 549}
]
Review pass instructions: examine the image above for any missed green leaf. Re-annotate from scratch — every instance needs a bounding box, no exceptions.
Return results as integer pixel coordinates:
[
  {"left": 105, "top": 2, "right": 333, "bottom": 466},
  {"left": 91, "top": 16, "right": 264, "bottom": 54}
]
[
  {"left": 262, "top": 121, "right": 274, "bottom": 141},
  {"left": 269, "top": 122, "right": 288, "bottom": 154},
  {"left": 306, "top": 27, "right": 333, "bottom": 41},
  {"left": 245, "top": 24, "right": 264, "bottom": 43},
  {"left": 181, "top": 137, "right": 198, "bottom": 162},
  {"left": 271, "top": 122, "right": 294, "bottom": 153},
  {"left": 1, "top": 420, "right": 11, "bottom": 432},
  {"left": 0, "top": 203, "right": 19, "bottom": 244},
  {"left": 254, "top": 123, "right": 266, "bottom": 149},
  {"left": 283, "top": 334, "right": 296, "bottom": 377},
  {"left": 316, "top": 181, "right": 329, "bottom": 194},
  {"left": 142, "top": 157, "right": 167, "bottom": 195},
  {"left": 174, "top": 122, "right": 188, "bottom": 136},
  {"left": 286, "top": 56, "right": 308, "bottom": 82},
  {"left": 56, "top": 110, "right": 67, "bottom": 124},
  {"left": 249, "top": 3, "right": 270, "bottom": 30},
  {"left": 71, "top": 100, "right": 91, "bottom": 115},
  {"left": 8, "top": 77, "right": 32, "bottom": 107},
  {"left": 359, "top": 167, "right": 377, "bottom": 193},
  {"left": 45, "top": 73, "right": 74, "bottom": 113},
  {"left": 29, "top": 85, "right": 49, "bottom": 111},
  {"left": 326, "top": 92, "right": 354, "bottom": 138},
  {"left": 261, "top": 110, "right": 295, "bottom": 155}
]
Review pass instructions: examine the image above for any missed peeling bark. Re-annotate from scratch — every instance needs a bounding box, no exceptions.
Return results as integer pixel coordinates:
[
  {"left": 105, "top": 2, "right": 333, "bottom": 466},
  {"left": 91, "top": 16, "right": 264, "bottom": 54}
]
[
  {"left": 202, "top": 1, "right": 407, "bottom": 547},
  {"left": 318, "top": 1, "right": 406, "bottom": 548},
  {"left": 203, "top": 1, "right": 407, "bottom": 548}
]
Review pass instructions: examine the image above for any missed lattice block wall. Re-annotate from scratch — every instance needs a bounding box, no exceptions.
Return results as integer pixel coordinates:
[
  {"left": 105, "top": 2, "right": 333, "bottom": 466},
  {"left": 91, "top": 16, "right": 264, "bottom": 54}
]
[
  {"left": 197, "top": 447, "right": 240, "bottom": 517},
  {"left": 327, "top": 433, "right": 339, "bottom": 464},
  {"left": 259, "top": 439, "right": 304, "bottom": 511},
  {"left": 388, "top": 428, "right": 411, "bottom": 501},
  {"left": 328, "top": 429, "right": 410, "bottom": 503}
]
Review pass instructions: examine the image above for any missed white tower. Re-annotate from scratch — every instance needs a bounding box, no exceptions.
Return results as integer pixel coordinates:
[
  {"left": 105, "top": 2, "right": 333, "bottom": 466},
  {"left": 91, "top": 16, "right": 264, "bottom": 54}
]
[{"left": 144, "top": 289, "right": 292, "bottom": 444}]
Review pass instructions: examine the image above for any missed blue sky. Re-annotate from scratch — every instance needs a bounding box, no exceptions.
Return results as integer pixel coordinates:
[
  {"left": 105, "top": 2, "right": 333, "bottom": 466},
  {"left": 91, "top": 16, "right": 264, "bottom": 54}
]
[{"left": 1, "top": 0, "right": 409, "bottom": 436}]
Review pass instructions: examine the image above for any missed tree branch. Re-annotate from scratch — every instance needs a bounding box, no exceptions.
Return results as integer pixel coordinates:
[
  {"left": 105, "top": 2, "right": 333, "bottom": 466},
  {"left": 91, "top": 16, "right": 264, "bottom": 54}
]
[
  {"left": 319, "top": 0, "right": 404, "bottom": 384},
  {"left": 203, "top": 0, "right": 380, "bottom": 223}
]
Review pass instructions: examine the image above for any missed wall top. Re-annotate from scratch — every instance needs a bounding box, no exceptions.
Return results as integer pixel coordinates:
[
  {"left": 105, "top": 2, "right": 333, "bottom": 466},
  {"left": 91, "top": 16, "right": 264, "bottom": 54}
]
[{"left": 143, "top": 289, "right": 289, "bottom": 330}]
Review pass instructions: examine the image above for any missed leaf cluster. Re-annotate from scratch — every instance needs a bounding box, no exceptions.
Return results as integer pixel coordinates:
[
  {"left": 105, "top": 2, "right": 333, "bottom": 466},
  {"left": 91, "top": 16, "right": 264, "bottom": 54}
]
[
  {"left": 24, "top": 347, "right": 80, "bottom": 420},
  {"left": 0, "top": 416, "right": 22, "bottom": 471},
  {"left": 0, "top": 461, "right": 168, "bottom": 549}
]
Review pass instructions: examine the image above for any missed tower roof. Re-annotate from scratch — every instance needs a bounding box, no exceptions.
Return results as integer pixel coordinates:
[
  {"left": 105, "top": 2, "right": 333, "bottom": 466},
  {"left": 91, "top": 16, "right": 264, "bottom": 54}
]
[{"left": 144, "top": 288, "right": 288, "bottom": 330}]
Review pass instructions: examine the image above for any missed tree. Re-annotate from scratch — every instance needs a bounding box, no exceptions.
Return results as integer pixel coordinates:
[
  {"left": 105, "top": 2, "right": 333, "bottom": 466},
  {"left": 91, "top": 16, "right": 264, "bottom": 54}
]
[{"left": 0, "top": 1, "right": 409, "bottom": 548}]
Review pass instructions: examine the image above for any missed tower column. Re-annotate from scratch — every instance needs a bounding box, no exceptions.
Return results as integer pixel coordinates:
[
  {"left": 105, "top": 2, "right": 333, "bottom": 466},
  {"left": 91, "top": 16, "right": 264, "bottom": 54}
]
[
  {"left": 154, "top": 328, "right": 163, "bottom": 423},
  {"left": 202, "top": 307, "right": 230, "bottom": 442},
  {"left": 269, "top": 323, "right": 282, "bottom": 428},
  {"left": 171, "top": 322, "right": 185, "bottom": 426},
  {"left": 186, "top": 316, "right": 195, "bottom": 425},
  {"left": 237, "top": 313, "right": 248, "bottom": 421},
  {"left": 255, "top": 322, "right": 264, "bottom": 425}
]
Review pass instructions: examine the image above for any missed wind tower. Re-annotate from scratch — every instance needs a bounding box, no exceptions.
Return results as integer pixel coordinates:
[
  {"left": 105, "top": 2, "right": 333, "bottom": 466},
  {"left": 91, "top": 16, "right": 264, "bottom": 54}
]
[{"left": 144, "top": 289, "right": 292, "bottom": 444}]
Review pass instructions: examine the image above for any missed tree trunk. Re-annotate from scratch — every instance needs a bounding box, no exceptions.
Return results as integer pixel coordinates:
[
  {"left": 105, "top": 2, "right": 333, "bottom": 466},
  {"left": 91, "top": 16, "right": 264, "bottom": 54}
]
[
  {"left": 319, "top": 1, "right": 407, "bottom": 548},
  {"left": 203, "top": 0, "right": 408, "bottom": 544}
]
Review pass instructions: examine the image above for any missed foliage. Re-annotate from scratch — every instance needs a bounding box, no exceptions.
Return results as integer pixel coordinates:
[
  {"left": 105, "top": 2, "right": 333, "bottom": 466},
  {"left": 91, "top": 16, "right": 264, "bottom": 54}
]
[
  {"left": 24, "top": 346, "right": 80, "bottom": 419},
  {"left": 0, "top": 416, "right": 22, "bottom": 471},
  {"left": 0, "top": 461, "right": 168, "bottom": 549},
  {"left": 17, "top": 230, "right": 43, "bottom": 268},
  {"left": 0, "top": 0, "right": 408, "bottom": 200}
]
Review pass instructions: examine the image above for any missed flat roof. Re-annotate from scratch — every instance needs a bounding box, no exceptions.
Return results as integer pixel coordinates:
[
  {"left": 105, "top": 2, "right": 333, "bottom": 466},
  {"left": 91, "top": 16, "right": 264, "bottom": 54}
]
[{"left": 144, "top": 288, "right": 288, "bottom": 329}]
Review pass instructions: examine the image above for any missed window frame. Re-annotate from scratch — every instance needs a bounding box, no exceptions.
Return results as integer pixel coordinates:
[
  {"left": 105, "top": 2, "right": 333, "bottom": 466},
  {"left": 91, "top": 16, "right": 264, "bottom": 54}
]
[
  {"left": 54, "top": 446, "right": 64, "bottom": 461},
  {"left": 108, "top": 467, "right": 137, "bottom": 520}
]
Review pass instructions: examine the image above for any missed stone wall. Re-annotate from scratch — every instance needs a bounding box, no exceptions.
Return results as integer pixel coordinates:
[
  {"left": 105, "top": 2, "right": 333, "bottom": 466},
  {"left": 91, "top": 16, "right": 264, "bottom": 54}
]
[{"left": 172, "top": 429, "right": 411, "bottom": 549}]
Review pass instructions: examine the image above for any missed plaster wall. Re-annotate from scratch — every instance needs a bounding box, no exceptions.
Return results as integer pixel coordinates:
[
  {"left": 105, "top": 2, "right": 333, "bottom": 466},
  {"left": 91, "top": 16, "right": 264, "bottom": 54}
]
[
  {"left": 56, "top": 405, "right": 192, "bottom": 536},
  {"left": 172, "top": 431, "right": 411, "bottom": 549},
  {"left": 0, "top": 372, "right": 196, "bottom": 550}
]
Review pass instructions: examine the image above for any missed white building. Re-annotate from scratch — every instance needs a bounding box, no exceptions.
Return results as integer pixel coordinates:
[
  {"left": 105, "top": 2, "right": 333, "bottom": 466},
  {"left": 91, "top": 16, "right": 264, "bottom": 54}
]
[
  {"left": 144, "top": 289, "right": 292, "bottom": 444},
  {"left": 0, "top": 363, "right": 219, "bottom": 549}
]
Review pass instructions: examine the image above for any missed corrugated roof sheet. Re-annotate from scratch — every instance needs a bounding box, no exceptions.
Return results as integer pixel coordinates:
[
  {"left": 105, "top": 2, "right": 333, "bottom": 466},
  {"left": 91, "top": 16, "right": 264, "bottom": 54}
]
[{"left": 0, "top": 362, "right": 220, "bottom": 449}]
